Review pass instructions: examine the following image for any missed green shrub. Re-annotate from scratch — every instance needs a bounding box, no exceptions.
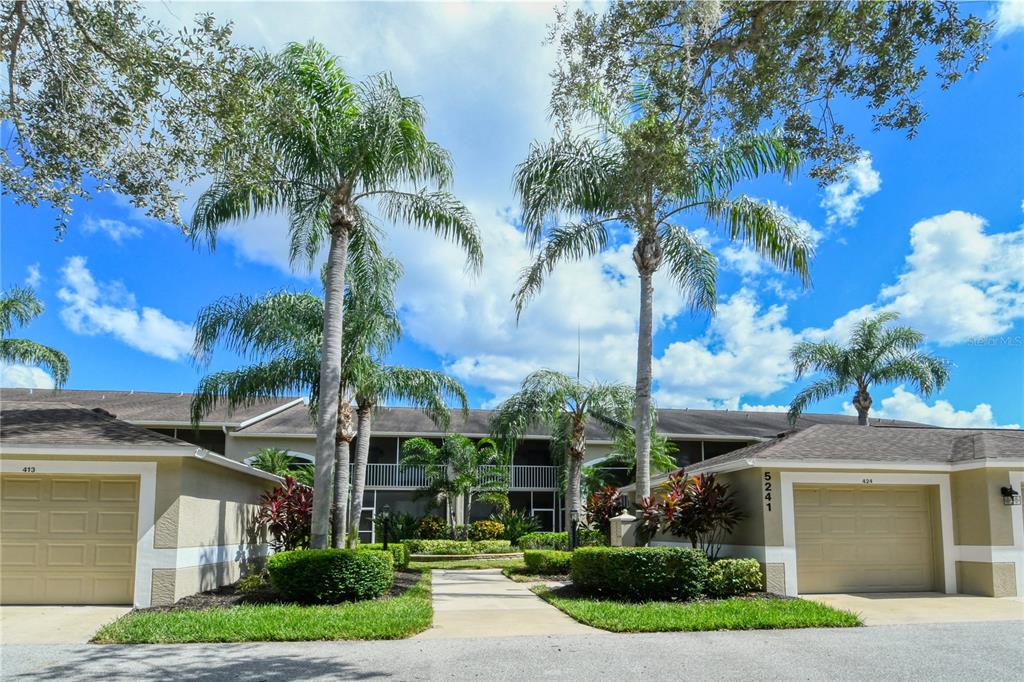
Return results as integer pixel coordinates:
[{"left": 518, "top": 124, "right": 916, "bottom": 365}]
[
  {"left": 571, "top": 546, "right": 709, "bottom": 601},
  {"left": 492, "top": 509, "right": 541, "bottom": 543},
  {"left": 359, "top": 543, "right": 409, "bottom": 569},
  {"left": 523, "top": 550, "right": 572, "bottom": 575},
  {"left": 267, "top": 549, "right": 393, "bottom": 604},
  {"left": 707, "top": 558, "right": 763, "bottom": 597},
  {"left": 469, "top": 519, "right": 505, "bottom": 540},
  {"left": 235, "top": 573, "right": 265, "bottom": 594},
  {"left": 404, "top": 539, "right": 513, "bottom": 555},
  {"left": 517, "top": 532, "right": 567, "bottom": 550},
  {"left": 416, "top": 516, "right": 446, "bottom": 539},
  {"left": 579, "top": 529, "right": 608, "bottom": 546}
]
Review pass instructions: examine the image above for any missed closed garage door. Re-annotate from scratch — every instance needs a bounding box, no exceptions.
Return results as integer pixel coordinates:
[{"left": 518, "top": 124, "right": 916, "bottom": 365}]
[
  {"left": 1, "top": 475, "right": 138, "bottom": 604},
  {"left": 795, "top": 484, "right": 936, "bottom": 594}
]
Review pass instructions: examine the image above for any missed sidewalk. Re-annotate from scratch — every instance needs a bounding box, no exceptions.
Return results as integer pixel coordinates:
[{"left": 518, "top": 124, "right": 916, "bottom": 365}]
[{"left": 416, "top": 569, "right": 597, "bottom": 638}]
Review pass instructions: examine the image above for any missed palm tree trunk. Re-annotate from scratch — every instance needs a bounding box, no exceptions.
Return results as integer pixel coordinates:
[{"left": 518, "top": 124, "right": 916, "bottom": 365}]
[
  {"left": 565, "top": 452, "right": 583, "bottom": 537},
  {"left": 331, "top": 398, "right": 355, "bottom": 548},
  {"left": 853, "top": 388, "right": 873, "bottom": 426},
  {"left": 311, "top": 224, "right": 349, "bottom": 549},
  {"left": 348, "top": 403, "right": 373, "bottom": 544},
  {"left": 632, "top": 239, "right": 659, "bottom": 502}
]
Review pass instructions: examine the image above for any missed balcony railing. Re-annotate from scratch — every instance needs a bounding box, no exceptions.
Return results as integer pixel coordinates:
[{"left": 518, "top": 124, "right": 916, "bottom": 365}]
[{"left": 351, "top": 463, "right": 559, "bottom": 490}]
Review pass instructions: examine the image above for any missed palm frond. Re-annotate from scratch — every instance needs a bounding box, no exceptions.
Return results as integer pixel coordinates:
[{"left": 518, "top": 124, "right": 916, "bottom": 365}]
[
  {"left": 659, "top": 226, "right": 718, "bottom": 314},
  {"left": 870, "top": 353, "right": 951, "bottom": 396},
  {"left": 789, "top": 340, "right": 847, "bottom": 381},
  {"left": 787, "top": 376, "right": 853, "bottom": 425},
  {"left": 190, "top": 354, "right": 318, "bottom": 427},
  {"left": 0, "top": 338, "right": 70, "bottom": 388},
  {"left": 0, "top": 286, "right": 44, "bottom": 336},
  {"left": 375, "top": 190, "right": 482, "bottom": 273}
]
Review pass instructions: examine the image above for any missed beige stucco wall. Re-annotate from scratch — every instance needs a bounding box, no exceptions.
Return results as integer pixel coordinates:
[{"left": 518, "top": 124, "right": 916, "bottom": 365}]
[
  {"left": 174, "top": 457, "right": 274, "bottom": 548},
  {"left": 951, "top": 468, "right": 1015, "bottom": 546},
  {"left": 956, "top": 561, "right": 1018, "bottom": 598},
  {"left": 152, "top": 560, "right": 262, "bottom": 605}
]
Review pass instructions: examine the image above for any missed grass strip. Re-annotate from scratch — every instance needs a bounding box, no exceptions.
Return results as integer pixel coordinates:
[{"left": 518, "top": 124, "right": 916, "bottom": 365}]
[{"left": 409, "top": 558, "right": 525, "bottom": 571}]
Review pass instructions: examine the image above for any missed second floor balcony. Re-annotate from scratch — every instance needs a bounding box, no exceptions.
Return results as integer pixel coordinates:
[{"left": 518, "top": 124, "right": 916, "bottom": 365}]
[{"left": 355, "top": 463, "right": 560, "bottom": 490}]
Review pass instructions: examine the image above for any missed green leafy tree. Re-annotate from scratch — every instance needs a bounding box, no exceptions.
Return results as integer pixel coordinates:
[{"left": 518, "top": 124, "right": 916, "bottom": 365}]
[
  {"left": 591, "top": 422, "right": 679, "bottom": 489},
  {"left": 399, "top": 435, "right": 510, "bottom": 533},
  {"left": 491, "top": 370, "right": 634, "bottom": 532},
  {"left": 788, "top": 312, "right": 950, "bottom": 426},
  {"left": 248, "top": 448, "right": 315, "bottom": 487},
  {"left": 191, "top": 41, "right": 481, "bottom": 549},
  {"left": 0, "top": 285, "right": 69, "bottom": 387},
  {"left": 550, "top": 1, "right": 992, "bottom": 182},
  {"left": 1, "top": 0, "right": 252, "bottom": 235},
  {"left": 514, "top": 117, "right": 810, "bottom": 502}
]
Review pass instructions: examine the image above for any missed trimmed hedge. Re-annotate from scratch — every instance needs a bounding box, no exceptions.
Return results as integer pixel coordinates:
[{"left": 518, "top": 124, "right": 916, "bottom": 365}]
[
  {"left": 404, "top": 539, "right": 513, "bottom": 555},
  {"left": 469, "top": 520, "right": 505, "bottom": 540},
  {"left": 267, "top": 549, "right": 393, "bottom": 604},
  {"left": 523, "top": 550, "right": 572, "bottom": 575},
  {"left": 517, "top": 530, "right": 607, "bottom": 550},
  {"left": 707, "top": 558, "right": 763, "bottom": 597},
  {"left": 571, "top": 547, "right": 709, "bottom": 601},
  {"left": 359, "top": 542, "right": 409, "bottom": 569}
]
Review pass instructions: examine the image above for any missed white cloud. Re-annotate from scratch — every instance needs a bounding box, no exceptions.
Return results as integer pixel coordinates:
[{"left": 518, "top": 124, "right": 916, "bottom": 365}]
[
  {"left": 24, "top": 263, "right": 41, "bottom": 288},
  {"left": 56, "top": 256, "right": 193, "bottom": 361},
  {"left": 0, "top": 363, "right": 56, "bottom": 389},
  {"left": 876, "top": 211, "right": 1024, "bottom": 343},
  {"left": 81, "top": 216, "right": 143, "bottom": 243},
  {"left": 995, "top": 0, "right": 1024, "bottom": 37},
  {"left": 821, "top": 152, "right": 881, "bottom": 227},
  {"left": 844, "top": 386, "right": 1020, "bottom": 429}
]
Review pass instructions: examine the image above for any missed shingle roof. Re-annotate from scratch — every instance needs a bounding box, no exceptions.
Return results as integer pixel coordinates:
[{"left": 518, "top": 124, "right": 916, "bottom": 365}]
[
  {"left": 653, "top": 409, "right": 916, "bottom": 437},
  {"left": 0, "top": 401, "right": 193, "bottom": 448},
  {"left": 685, "top": 424, "right": 1024, "bottom": 473},
  {"left": 0, "top": 388, "right": 299, "bottom": 426}
]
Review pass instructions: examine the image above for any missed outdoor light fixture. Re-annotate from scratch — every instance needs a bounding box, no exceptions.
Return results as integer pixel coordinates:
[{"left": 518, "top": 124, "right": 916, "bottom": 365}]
[
  {"left": 381, "top": 504, "right": 392, "bottom": 549},
  {"left": 1000, "top": 486, "right": 1021, "bottom": 506}
]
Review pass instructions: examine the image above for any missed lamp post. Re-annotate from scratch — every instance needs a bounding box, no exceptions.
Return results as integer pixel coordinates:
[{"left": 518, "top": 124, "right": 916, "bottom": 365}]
[
  {"left": 381, "top": 505, "right": 391, "bottom": 550},
  {"left": 569, "top": 508, "right": 580, "bottom": 551}
]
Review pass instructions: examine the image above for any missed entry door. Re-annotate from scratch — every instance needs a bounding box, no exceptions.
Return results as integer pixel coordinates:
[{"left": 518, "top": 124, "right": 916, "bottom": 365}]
[
  {"left": 794, "top": 484, "right": 936, "bottom": 593},
  {"left": 1, "top": 475, "right": 139, "bottom": 604}
]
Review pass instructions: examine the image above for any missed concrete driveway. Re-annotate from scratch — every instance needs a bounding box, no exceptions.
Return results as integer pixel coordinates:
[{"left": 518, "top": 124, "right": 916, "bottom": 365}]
[
  {"left": 0, "top": 606, "right": 130, "bottom": 644},
  {"left": 808, "top": 592, "right": 1024, "bottom": 625}
]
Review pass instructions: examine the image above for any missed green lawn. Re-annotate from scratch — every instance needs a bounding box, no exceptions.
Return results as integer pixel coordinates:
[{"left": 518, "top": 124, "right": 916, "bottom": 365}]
[
  {"left": 93, "top": 571, "right": 433, "bottom": 643},
  {"left": 501, "top": 566, "right": 567, "bottom": 582},
  {"left": 409, "top": 558, "right": 525, "bottom": 571},
  {"left": 533, "top": 586, "right": 862, "bottom": 632}
]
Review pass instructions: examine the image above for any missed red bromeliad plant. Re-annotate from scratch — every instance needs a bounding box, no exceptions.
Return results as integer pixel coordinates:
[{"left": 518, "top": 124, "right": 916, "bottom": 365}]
[
  {"left": 638, "top": 470, "right": 744, "bottom": 559},
  {"left": 585, "top": 486, "right": 621, "bottom": 540},
  {"left": 257, "top": 477, "right": 313, "bottom": 551}
]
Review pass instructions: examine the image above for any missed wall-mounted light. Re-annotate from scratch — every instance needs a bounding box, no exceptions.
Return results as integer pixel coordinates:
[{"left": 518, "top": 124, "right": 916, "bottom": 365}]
[{"left": 1000, "top": 486, "right": 1021, "bottom": 506}]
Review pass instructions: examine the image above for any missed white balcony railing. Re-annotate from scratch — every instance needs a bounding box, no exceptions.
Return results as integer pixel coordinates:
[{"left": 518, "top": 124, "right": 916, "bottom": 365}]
[{"left": 351, "top": 463, "right": 559, "bottom": 490}]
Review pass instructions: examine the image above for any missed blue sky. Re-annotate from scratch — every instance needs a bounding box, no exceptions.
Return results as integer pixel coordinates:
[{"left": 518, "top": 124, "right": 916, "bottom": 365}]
[{"left": 2, "top": 2, "right": 1022, "bottom": 428}]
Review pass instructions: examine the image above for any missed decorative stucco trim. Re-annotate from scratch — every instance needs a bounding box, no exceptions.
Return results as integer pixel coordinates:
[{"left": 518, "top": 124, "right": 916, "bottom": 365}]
[{"left": 235, "top": 398, "right": 306, "bottom": 430}]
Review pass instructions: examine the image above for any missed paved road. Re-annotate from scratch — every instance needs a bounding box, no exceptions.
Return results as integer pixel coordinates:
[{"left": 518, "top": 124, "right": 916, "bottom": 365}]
[{"left": 3, "top": 621, "right": 1021, "bottom": 680}]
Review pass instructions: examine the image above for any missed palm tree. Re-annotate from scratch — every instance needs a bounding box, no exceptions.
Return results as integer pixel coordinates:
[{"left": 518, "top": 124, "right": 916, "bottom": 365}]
[
  {"left": 249, "top": 448, "right": 315, "bottom": 487},
  {"left": 491, "top": 370, "right": 634, "bottom": 532},
  {"left": 513, "top": 113, "right": 811, "bottom": 501},
  {"left": 399, "top": 435, "right": 510, "bottom": 533},
  {"left": 0, "top": 285, "right": 69, "bottom": 387},
  {"left": 347, "top": 366, "right": 468, "bottom": 545},
  {"left": 190, "top": 41, "right": 482, "bottom": 548},
  {"left": 589, "top": 422, "right": 679, "bottom": 488},
  {"left": 190, "top": 249, "right": 401, "bottom": 546},
  {"left": 788, "top": 312, "right": 950, "bottom": 426}
]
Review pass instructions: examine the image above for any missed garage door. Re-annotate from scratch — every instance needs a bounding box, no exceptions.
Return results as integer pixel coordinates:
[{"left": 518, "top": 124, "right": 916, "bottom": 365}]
[
  {"left": 795, "top": 484, "right": 936, "bottom": 594},
  {"left": 1, "top": 475, "right": 139, "bottom": 604}
]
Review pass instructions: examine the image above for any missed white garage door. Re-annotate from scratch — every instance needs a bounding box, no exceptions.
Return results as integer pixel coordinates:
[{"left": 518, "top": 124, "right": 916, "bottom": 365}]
[
  {"left": 795, "top": 484, "right": 936, "bottom": 594},
  {"left": 1, "top": 474, "right": 139, "bottom": 604}
]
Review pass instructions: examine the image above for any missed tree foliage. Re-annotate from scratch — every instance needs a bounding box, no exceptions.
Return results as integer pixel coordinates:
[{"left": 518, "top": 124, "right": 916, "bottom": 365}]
[
  {"left": 0, "top": 285, "right": 69, "bottom": 387},
  {"left": 550, "top": 1, "right": 993, "bottom": 182},
  {"left": 788, "top": 311, "right": 950, "bottom": 425},
  {"left": 1, "top": 0, "right": 253, "bottom": 235}
]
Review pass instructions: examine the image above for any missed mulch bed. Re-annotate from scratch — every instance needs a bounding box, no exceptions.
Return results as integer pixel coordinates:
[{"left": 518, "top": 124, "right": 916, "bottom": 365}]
[{"left": 134, "top": 569, "right": 423, "bottom": 614}]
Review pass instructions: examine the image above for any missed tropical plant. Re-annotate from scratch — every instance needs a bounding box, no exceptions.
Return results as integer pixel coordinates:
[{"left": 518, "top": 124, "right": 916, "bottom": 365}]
[
  {"left": 415, "top": 516, "right": 446, "bottom": 540},
  {"left": 491, "top": 509, "right": 541, "bottom": 544},
  {"left": 584, "top": 486, "right": 621, "bottom": 540},
  {"left": 2, "top": 0, "right": 253, "bottom": 235},
  {"left": 469, "top": 520, "right": 505, "bottom": 541},
  {"left": 399, "top": 435, "right": 510, "bottom": 533},
  {"left": 787, "top": 312, "right": 950, "bottom": 426},
  {"left": 0, "top": 285, "right": 69, "bottom": 387},
  {"left": 348, "top": 363, "right": 468, "bottom": 547},
  {"left": 248, "top": 448, "right": 315, "bottom": 487},
  {"left": 514, "top": 114, "right": 811, "bottom": 503},
  {"left": 191, "top": 41, "right": 482, "bottom": 549},
  {"left": 257, "top": 477, "right": 314, "bottom": 552},
  {"left": 491, "top": 370, "right": 634, "bottom": 533},
  {"left": 642, "top": 471, "right": 745, "bottom": 559},
  {"left": 373, "top": 512, "right": 419, "bottom": 544},
  {"left": 589, "top": 423, "right": 679, "bottom": 490}
]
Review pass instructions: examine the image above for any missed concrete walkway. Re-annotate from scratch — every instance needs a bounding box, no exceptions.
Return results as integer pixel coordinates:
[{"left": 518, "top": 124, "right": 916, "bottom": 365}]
[
  {"left": 809, "top": 592, "right": 1024, "bottom": 625},
  {"left": 416, "top": 569, "right": 597, "bottom": 638},
  {"left": 0, "top": 606, "right": 130, "bottom": 644}
]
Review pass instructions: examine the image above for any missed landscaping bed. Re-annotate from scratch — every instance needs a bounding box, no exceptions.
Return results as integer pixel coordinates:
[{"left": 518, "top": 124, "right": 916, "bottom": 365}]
[
  {"left": 533, "top": 584, "right": 863, "bottom": 632},
  {"left": 92, "top": 569, "right": 432, "bottom": 643}
]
